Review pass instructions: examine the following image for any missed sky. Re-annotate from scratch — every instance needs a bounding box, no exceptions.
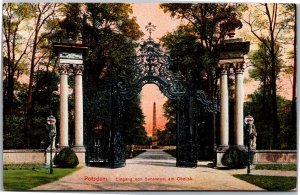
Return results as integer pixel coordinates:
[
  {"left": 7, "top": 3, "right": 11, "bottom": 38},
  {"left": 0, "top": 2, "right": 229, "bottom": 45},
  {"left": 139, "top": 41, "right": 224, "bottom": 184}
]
[{"left": 131, "top": 3, "right": 182, "bottom": 136}]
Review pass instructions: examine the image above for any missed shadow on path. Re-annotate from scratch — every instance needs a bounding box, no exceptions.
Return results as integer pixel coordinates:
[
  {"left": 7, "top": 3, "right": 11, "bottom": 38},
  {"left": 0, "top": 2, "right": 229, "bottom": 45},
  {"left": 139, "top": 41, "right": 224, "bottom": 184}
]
[
  {"left": 129, "top": 161, "right": 176, "bottom": 167},
  {"left": 127, "top": 149, "right": 176, "bottom": 167},
  {"left": 133, "top": 149, "right": 175, "bottom": 160},
  {"left": 129, "top": 149, "right": 212, "bottom": 169}
]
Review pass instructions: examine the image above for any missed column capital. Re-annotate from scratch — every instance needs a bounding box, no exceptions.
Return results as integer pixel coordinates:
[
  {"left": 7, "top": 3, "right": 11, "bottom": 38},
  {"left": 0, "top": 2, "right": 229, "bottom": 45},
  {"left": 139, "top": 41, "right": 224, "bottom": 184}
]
[
  {"left": 73, "top": 64, "right": 84, "bottom": 75},
  {"left": 234, "top": 62, "right": 244, "bottom": 74},
  {"left": 219, "top": 63, "right": 229, "bottom": 75},
  {"left": 59, "top": 64, "right": 70, "bottom": 75}
]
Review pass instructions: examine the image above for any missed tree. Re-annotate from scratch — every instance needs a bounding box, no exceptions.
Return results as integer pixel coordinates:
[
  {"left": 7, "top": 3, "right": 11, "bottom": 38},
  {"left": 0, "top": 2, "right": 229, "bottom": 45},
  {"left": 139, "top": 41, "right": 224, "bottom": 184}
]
[
  {"left": 157, "top": 129, "right": 173, "bottom": 146},
  {"left": 3, "top": 3, "right": 62, "bottom": 148},
  {"left": 247, "top": 42, "right": 283, "bottom": 149},
  {"left": 284, "top": 4, "right": 297, "bottom": 133},
  {"left": 3, "top": 69, "right": 60, "bottom": 149},
  {"left": 162, "top": 100, "right": 177, "bottom": 145},
  {"left": 160, "top": 3, "right": 240, "bottom": 159},
  {"left": 3, "top": 81, "right": 27, "bottom": 149},
  {"left": 248, "top": 41, "right": 283, "bottom": 98},
  {"left": 58, "top": 3, "right": 145, "bottom": 148},
  {"left": 160, "top": 3, "right": 237, "bottom": 99},
  {"left": 245, "top": 90, "right": 296, "bottom": 150},
  {"left": 3, "top": 3, "right": 33, "bottom": 115},
  {"left": 122, "top": 97, "right": 148, "bottom": 145},
  {"left": 243, "top": 3, "right": 294, "bottom": 148},
  {"left": 25, "top": 3, "right": 58, "bottom": 147}
]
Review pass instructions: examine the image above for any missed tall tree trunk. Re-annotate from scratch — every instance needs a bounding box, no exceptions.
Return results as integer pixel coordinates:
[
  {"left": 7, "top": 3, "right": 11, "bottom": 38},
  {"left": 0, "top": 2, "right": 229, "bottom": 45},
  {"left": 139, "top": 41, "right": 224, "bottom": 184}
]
[
  {"left": 5, "top": 36, "right": 14, "bottom": 115},
  {"left": 7, "top": 71, "right": 15, "bottom": 114},
  {"left": 265, "top": 3, "right": 281, "bottom": 149},
  {"left": 25, "top": 26, "right": 39, "bottom": 147},
  {"left": 270, "top": 40, "right": 280, "bottom": 149}
]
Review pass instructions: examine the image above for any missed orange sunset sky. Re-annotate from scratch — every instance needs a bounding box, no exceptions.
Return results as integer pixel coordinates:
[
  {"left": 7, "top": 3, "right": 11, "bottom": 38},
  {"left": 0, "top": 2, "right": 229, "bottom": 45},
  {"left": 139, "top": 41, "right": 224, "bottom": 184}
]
[
  {"left": 130, "top": 3, "right": 294, "bottom": 136},
  {"left": 131, "top": 3, "right": 182, "bottom": 136}
]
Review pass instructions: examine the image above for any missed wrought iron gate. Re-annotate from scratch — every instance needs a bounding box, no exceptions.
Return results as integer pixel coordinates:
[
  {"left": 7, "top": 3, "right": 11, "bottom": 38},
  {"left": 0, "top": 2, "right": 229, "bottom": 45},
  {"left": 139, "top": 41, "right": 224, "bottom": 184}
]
[
  {"left": 87, "top": 27, "right": 217, "bottom": 168},
  {"left": 87, "top": 83, "right": 126, "bottom": 168}
]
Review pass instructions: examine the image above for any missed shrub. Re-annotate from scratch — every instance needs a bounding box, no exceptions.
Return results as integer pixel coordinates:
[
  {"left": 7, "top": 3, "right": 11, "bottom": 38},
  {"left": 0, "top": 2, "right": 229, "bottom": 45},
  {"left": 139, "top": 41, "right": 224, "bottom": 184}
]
[
  {"left": 221, "top": 145, "right": 248, "bottom": 169},
  {"left": 54, "top": 147, "right": 79, "bottom": 168}
]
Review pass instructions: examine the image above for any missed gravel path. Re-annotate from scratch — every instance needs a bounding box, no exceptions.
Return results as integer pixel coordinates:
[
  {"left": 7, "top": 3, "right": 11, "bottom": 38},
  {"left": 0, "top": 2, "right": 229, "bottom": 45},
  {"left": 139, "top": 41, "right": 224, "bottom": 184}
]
[{"left": 32, "top": 149, "right": 264, "bottom": 191}]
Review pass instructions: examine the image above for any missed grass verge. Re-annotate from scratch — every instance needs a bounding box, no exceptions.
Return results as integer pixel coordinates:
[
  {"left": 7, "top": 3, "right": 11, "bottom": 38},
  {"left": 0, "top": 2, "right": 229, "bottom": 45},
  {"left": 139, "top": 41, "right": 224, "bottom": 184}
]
[
  {"left": 4, "top": 167, "right": 80, "bottom": 190},
  {"left": 255, "top": 164, "right": 297, "bottom": 171},
  {"left": 234, "top": 174, "right": 297, "bottom": 191},
  {"left": 3, "top": 164, "right": 45, "bottom": 170}
]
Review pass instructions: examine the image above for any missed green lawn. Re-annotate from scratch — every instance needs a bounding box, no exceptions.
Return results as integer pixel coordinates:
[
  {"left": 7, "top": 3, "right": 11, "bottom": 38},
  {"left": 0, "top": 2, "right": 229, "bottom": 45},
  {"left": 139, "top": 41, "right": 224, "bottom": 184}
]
[
  {"left": 4, "top": 167, "right": 80, "bottom": 190},
  {"left": 255, "top": 164, "right": 297, "bottom": 171},
  {"left": 234, "top": 174, "right": 297, "bottom": 191}
]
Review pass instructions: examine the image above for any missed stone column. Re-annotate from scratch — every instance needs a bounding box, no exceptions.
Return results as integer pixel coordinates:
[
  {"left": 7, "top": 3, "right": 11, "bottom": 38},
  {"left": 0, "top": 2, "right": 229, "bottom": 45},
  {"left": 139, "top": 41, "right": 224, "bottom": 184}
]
[
  {"left": 59, "top": 64, "right": 69, "bottom": 147},
  {"left": 219, "top": 64, "right": 229, "bottom": 147},
  {"left": 73, "top": 64, "right": 84, "bottom": 148},
  {"left": 234, "top": 62, "right": 244, "bottom": 145},
  {"left": 73, "top": 64, "right": 86, "bottom": 165}
]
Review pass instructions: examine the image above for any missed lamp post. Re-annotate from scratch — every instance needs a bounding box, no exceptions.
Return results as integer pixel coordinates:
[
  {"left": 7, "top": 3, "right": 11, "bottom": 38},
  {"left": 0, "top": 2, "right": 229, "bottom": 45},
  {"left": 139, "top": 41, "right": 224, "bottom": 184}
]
[
  {"left": 244, "top": 114, "right": 254, "bottom": 175},
  {"left": 47, "top": 113, "right": 56, "bottom": 174}
]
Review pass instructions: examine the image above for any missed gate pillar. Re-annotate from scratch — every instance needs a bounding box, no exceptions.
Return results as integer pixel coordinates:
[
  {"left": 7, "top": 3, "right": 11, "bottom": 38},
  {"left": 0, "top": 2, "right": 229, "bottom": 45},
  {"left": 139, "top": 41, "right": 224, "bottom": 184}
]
[
  {"left": 73, "top": 64, "right": 86, "bottom": 165},
  {"left": 219, "top": 63, "right": 229, "bottom": 149},
  {"left": 109, "top": 91, "right": 126, "bottom": 168},
  {"left": 58, "top": 64, "right": 69, "bottom": 148},
  {"left": 176, "top": 96, "right": 197, "bottom": 167},
  {"left": 54, "top": 40, "right": 88, "bottom": 166},
  {"left": 234, "top": 62, "right": 245, "bottom": 146}
]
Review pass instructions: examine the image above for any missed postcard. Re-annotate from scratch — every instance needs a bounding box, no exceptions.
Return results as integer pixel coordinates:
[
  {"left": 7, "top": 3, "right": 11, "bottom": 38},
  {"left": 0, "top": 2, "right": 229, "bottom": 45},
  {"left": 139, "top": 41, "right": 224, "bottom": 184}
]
[{"left": 2, "top": 1, "right": 297, "bottom": 192}]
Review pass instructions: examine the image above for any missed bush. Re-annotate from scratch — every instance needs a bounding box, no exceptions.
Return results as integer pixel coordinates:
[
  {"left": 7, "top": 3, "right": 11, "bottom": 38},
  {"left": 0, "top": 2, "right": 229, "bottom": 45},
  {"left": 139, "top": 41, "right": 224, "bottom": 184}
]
[
  {"left": 221, "top": 145, "right": 248, "bottom": 169},
  {"left": 54, "top": 147, "right": 79, "bottom": 168}
]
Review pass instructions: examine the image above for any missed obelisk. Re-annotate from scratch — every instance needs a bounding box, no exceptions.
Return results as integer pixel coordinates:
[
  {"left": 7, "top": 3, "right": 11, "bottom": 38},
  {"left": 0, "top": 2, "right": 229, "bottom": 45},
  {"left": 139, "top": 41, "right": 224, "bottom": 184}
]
[{"left": 152, "top": 102, "right": 158, "bottom": 148}]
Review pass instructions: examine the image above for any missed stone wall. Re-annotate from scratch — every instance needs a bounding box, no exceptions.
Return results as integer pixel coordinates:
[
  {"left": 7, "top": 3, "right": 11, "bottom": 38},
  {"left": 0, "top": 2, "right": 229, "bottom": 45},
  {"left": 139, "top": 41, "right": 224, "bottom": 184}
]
[
  {"left": 216, "top": 149, "right": 297, "bottom": 167},
  {"left": 254, "top": 150, "right": 297, "bottom": 164},
  {"left": 4, "top": 148, "right": 295, "bottom": 166},
  {"left": 3, "top": 149, "right": 46, "bottom": 164}
]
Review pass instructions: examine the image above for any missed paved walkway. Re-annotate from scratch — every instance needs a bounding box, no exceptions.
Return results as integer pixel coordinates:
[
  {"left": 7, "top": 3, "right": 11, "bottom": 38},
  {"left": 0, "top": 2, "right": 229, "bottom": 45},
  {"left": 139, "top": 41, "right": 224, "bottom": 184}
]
[{"left": 33, "top": 149, "right": 263, "bottom": 191}]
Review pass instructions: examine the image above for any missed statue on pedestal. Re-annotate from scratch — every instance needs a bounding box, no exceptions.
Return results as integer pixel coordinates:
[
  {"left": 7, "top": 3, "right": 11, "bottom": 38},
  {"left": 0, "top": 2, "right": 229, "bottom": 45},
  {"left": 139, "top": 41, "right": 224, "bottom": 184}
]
[{"left": 250, "top": 124, "right": 257, "bottom": 149}]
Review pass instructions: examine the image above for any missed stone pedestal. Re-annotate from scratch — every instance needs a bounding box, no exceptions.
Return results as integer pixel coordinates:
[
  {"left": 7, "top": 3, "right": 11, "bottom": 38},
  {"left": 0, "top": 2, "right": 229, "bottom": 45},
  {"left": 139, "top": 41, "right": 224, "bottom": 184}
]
[
  {"left": 216, "top": 151, "right": 226, "bottom": 167},
  {"left": 72, "top": 146, "right": 86, "bottom": 166},
  {"left": 45, "top": 147, "right": 58, "bottom": 166},
  {"left": 216, "top": 146, "right": 229, "bottom": 167}
]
